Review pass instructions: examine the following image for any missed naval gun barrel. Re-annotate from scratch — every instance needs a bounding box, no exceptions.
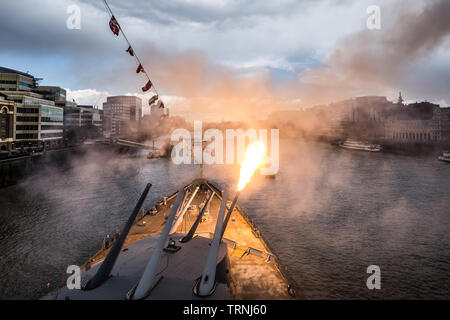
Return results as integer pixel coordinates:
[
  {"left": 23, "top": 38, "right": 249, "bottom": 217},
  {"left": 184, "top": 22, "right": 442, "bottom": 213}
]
[
  {"left": 181, "top": 190, "right": 215, "bottom": 243},
  {"left": 196, "top": 189, "right": 229, "bottom": 296},
  {"left": 169, "top": 185, "right": 200, "bottom": 234},
  {"left": 219, "top": 190, "right": 240, "bottom": 241},
  {"left": 83, "top": 183, "right": 152, "bottom": 290},
  {"left": 131, "top": 187, "right": 185, "bottom": 300}
]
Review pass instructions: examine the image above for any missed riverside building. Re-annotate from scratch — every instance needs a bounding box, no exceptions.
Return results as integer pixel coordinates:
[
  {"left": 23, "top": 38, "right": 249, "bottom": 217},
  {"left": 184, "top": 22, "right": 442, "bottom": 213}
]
[
  {"left": 384, "top": 102, "right": 442, "bottom": 143},
  {"left": 0, "top": 91, "right": 64, "bottom": 149},
  {"left": 0, "top": 93, "right": 15, "bottom": 151},
  {"left": 0, "top": 66, "right": 38, "bottom": 92},
  {"left": 102, "top": 96, "right": 142, "bottom": 138},
  {"left": 0, "top": 67, "right": 64, "bottom": 150},
  {"left": 65, "top": 104, "right": 103, "bottom": 135}
]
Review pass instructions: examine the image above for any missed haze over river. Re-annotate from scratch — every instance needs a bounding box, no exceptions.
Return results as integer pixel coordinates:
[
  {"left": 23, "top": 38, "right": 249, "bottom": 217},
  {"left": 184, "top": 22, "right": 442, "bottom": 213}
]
[{"left": 1, "top": 140, "right": 449, "bottom": 299}]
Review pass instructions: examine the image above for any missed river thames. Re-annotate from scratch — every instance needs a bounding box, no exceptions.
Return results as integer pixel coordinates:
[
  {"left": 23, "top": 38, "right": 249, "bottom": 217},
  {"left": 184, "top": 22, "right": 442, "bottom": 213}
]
[{"left": 1, "top": 140, "right": 449, "bottom": 299}]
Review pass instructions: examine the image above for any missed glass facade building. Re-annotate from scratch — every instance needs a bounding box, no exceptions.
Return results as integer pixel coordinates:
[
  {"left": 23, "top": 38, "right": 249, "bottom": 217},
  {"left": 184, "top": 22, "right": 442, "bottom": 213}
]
[
  {"left": 0, "top": 68, "right": 66, "bottom": 149},
  {"left": 0, "top": 91, "right": 64, "bottom": 148},
  {"left": 102, "top": 96, "right": 142, "bottom": 138}
]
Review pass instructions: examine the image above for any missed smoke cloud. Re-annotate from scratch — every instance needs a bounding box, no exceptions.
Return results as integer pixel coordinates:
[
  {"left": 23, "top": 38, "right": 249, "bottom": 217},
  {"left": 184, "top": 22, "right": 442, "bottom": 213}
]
[
  {"left": 89, "top": 0, "right": 450, "bottom": 123},
  {"left": 2, "top": 0, "right": 448, "bottom": 121},
  {"left": 297, "top": 0, "right": 450, "bottom": 105}
]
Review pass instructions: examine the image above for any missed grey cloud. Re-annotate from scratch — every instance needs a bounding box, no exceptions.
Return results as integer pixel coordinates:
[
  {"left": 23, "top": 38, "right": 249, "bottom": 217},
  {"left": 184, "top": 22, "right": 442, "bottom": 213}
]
[
  {"left": 0, "top": 0, "right": 117, "bottom": 55},
  {"left": 297, "top": 0, "right": 450, "bottom": 105},
  {"left": 0, "top": 0, "right": 448, "bottom": 113},
  {"left": 79, "top": 0, "right": 315, "bottom": 25}
]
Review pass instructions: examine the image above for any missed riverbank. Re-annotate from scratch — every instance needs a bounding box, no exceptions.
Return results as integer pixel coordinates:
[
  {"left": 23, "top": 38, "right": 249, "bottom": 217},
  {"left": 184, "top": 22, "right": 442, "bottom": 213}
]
[
  {"left": 381, "top": 141, "right": 450, "bottom": 156},
  {"left": 0, "top": 146, "right": 83, "bottom": 188},
  {"left": 322, "top": 136, "right": 449, "bottom": 156},
  {"left": 2, "top": 137, "right": 448, "bottom": 189},
  {"left": 0, "top": 143, "right": 143, "bottom": 188}
]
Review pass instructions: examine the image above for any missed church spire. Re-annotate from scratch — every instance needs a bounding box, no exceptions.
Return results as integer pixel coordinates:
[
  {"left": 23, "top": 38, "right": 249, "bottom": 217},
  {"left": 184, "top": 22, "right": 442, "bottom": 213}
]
[{"left": 397, "top": 91, "right": 404, "bottom": 105}]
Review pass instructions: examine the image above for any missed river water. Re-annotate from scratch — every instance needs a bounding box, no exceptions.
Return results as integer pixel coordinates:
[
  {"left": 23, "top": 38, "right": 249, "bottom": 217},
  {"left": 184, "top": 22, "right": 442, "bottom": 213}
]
[{"left": 1, "top": 140, "right": 449, "bottom": 299}]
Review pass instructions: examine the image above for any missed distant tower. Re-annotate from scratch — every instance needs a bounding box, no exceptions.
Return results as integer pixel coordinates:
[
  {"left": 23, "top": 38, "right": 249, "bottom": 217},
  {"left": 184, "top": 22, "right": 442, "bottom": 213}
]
[{"left": 397, "top": 91, "right": 404, "bottom": 105}]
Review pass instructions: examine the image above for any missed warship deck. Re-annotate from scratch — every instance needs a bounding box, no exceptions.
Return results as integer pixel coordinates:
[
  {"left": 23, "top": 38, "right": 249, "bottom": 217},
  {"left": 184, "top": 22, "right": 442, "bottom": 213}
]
[{"left": 67, "top": 180, "right": 298, "bottom": 300}]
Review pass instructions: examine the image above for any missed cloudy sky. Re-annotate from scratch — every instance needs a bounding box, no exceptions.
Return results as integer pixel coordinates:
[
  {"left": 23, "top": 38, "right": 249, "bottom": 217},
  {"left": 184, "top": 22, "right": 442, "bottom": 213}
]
[{"left": 0, "top": 0, "right": 449, "bottom": 120}]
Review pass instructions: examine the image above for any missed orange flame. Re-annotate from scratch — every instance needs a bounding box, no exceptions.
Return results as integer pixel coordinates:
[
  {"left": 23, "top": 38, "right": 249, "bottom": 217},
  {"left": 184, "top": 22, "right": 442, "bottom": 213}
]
[{"left": 237, "top": 141, "right": 265, "bottom": 191}]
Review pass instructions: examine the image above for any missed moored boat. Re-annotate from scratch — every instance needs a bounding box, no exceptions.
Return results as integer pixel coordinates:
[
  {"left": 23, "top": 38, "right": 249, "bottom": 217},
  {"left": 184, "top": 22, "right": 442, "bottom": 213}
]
[
  {"left": 438, "top": 151, "right": 450, "bottom": 162},
  {"left": 339, "top": 139, "right": 382, "bottom": 152}
]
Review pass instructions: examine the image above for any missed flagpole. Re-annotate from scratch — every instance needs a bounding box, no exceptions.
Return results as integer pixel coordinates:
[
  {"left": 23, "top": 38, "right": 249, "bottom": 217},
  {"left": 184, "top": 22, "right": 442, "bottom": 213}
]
[{"left": 102, "top": 0, "right": 160, "bottom": 97}]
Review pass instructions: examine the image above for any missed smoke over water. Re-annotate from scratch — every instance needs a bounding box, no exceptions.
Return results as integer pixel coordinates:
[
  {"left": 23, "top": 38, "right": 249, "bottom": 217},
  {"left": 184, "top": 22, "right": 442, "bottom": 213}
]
[
  {"left": 87, "top": 0, "right": 450, "bottom": 123},
  {"left": 297, "top": 0, "right": 450, "bottom": 105},
  {"left": 96, "top": 48, "right": 294, "bottom": 122}
]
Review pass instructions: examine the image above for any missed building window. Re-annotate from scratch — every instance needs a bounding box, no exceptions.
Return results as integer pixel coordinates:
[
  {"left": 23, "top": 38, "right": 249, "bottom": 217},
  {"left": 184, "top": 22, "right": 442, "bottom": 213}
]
[
  {"left": 16, "top": 116, "right": 38, "bottom": 122},
  {"left": 19, "top": 81, "right": 32, "bottom": 88},
  {"left": 41, "top": 132, "right": 63, "bottom": 139},
  {"left": 17, "top": 107, "right": 39, "bottom": 114},
  {"left": 24, "top": 99, "right": 55, "bottom": 107},
  {"left": 16, "top": 133, "right": 38, "bottom": 139},
  {"left": 16, "top": 125, "right": 38, "bottom": 130},
  {"left": 41, "top": 108, "right": 63, "bottom": 116},
  {"left": 41, "top": 116, "right": 63, "bottom": 123},
  {"left": 0, "top": 80, "right": 16, "bottom": 84},
  {"left": 41, "top": 125, "right": 64, "bottom": 131}
]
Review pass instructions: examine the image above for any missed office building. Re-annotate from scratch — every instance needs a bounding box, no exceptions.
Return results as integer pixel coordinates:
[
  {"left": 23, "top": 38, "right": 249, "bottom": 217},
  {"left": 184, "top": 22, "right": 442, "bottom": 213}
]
[
  {"left": 0, "top": 66, "right": 38, "bottom": 92},
  {"left": 65, "top": 104, "right": 103, "bottom": 135},
  {"left": 0, "top": 67, "right": 65, "bottom": 149},
  {"left": 437, "top": 107, "right": 450, "bottom": 141},
  {"left": 0, "top": 93, "right": 15, "bottom": 151},
  {"left": 33, "top": 86, "right": 67, "bottom": 106},
  {"left": 0, "top": 91, "right": 64, "bottom": 149},
  {"left": 384, "top": 102, "right": 442, "bottom": 142},
  {"left": 102, "top": 96, "right": 142, "bottom": 137}
]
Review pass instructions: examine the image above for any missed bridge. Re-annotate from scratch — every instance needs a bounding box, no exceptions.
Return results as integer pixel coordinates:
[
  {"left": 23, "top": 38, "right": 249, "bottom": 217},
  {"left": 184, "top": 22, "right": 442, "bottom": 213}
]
[{"left": 115, "top": 138, "right": 156, "bottom": 150}]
